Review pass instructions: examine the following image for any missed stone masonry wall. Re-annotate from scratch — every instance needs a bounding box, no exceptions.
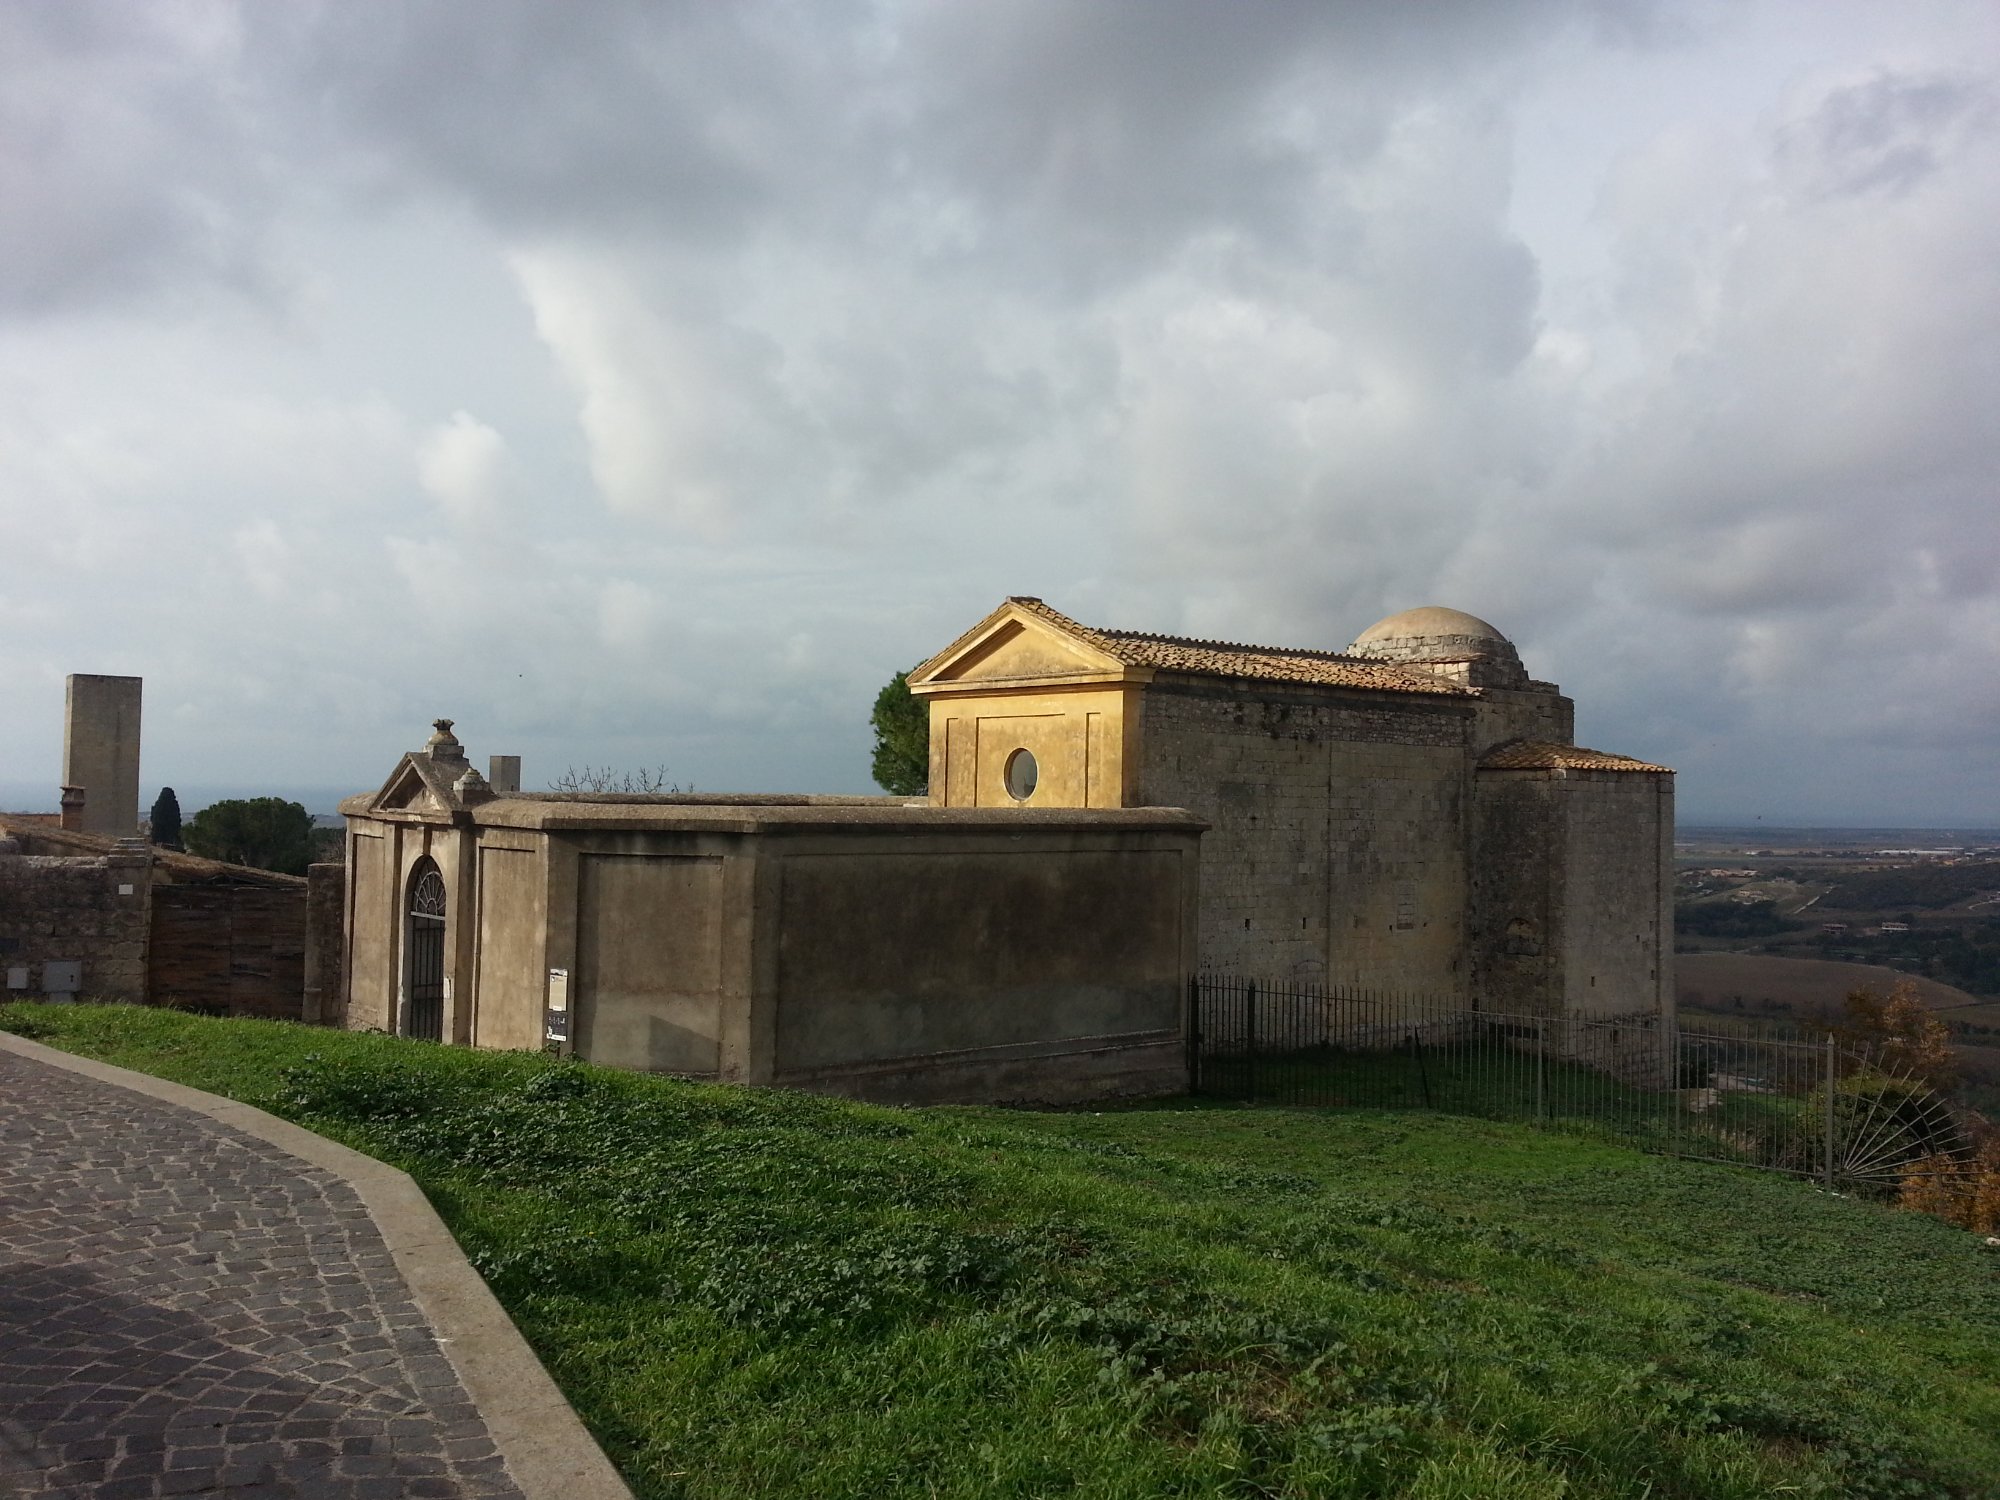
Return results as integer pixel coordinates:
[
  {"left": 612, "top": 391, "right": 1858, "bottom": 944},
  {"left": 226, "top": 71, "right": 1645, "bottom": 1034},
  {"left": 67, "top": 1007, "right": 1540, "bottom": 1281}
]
[
  {"left": 1137, "top": 679, "right": 1473, "bottom": 992},
  {"left": 0, "top": 851, "right": 152, "bottom": 1002},
  {"left": 303, "top": 862, "right": 347, "bottom": 1025},
  {"left": 1468, "top": 773, "right": 1564, "bottom": 1015},
  {"left": 1470, "top": 686, "right": 1575, "bottom": 757},
  {"left": 1561, "top": 772, "right": 1674, "bottom": 1019},
  {"left": 1468, "top": 769, "right": 1674, "bottom": 1021}
]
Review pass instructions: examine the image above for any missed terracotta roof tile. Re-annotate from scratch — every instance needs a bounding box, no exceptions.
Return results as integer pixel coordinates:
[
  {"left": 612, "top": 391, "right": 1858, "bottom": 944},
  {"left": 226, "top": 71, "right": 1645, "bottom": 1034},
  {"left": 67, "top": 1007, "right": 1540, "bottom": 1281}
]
[
  {"left": 993, "top": 597, "right": 1473, "bottom": 696},
  {"left": 1480, "top": 741, "right": 1673, "bottom": 773}
]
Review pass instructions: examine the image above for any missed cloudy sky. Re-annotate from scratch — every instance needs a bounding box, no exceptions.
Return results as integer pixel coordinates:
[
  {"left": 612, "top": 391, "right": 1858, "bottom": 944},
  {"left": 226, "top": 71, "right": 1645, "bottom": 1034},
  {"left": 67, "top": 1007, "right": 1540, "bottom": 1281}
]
[{"left": 2, "top": 0, "right": 1996, "bottom": 824}]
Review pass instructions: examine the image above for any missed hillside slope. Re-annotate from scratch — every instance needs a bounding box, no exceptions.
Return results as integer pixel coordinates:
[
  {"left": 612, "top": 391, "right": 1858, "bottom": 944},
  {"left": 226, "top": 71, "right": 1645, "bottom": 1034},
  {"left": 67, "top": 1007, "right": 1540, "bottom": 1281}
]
[
  {"left": 1678, "top": 952, "right": 1981, "bottom": 1016},
  {"left": 7, "top": 1003, "right": 2000, "bottom": 1500}
]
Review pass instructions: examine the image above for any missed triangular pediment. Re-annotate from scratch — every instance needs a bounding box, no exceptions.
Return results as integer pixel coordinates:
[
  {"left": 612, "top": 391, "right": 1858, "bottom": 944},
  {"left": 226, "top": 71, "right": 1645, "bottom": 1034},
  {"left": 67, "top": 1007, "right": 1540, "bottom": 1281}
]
[
  {"left": 372, "top": 756, "right": 448, "bottom": 814},
  {"left": 910, "top": 599, "right": 1131, "bottom": 693}
]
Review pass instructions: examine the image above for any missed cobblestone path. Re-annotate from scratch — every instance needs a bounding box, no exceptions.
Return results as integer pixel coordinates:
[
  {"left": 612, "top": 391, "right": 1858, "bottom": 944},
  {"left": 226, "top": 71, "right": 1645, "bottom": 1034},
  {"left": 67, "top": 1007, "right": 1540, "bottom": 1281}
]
[{"left": 0, "top": 1050, "right": 527, "bottom": 1500}]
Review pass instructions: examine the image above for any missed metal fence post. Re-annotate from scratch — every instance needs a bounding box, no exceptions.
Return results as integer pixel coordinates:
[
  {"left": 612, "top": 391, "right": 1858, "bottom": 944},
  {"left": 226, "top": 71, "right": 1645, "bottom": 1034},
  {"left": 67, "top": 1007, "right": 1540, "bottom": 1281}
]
[
  {"left": 1823, "top": 1032, "right": 1837, "bottom": 1191},
  {"left": 1245, "top": 979, "right": 1259, "bottom": 1099},
  {"left": 1187, "top": 974, "right": 1202, "bottom": 1094},
  {"left": 1536, "top": 1023, "right": 1546, "bottom": 1124}
]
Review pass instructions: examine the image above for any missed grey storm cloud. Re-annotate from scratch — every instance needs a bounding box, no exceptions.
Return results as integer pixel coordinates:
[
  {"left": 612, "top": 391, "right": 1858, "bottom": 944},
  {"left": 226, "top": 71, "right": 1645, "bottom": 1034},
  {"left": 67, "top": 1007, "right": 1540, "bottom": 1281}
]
[{"left": 0, "top": 0, "right": 1995, "bottom": 826}]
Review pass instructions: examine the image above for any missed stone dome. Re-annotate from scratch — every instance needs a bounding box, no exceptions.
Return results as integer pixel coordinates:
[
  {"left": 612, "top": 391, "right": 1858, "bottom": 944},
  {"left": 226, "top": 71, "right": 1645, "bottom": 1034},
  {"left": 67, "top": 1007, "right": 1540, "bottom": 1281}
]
[{"left": 1346, "top": 606, "right": 1526, "bottom": 684}]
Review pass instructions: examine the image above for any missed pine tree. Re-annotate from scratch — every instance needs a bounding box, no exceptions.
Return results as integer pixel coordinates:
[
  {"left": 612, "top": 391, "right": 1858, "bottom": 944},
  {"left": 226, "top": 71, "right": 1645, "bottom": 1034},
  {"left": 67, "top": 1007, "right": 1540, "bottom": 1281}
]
[{"left": 870, "top": 670, "right": 929, "bottom": 796}]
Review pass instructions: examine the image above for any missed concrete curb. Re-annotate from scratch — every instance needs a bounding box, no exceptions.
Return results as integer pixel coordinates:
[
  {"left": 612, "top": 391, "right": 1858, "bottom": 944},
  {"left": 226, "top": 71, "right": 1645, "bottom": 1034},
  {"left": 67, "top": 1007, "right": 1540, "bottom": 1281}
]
[{"left": 0, "top": 1028, "right": 634, "bottom": 1500}]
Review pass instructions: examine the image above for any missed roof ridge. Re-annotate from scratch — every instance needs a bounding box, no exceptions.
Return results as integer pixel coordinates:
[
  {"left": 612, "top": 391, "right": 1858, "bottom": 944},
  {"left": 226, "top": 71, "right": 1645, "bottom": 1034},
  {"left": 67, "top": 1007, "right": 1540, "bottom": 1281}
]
[
  {"left": 921, "top": 596, "right": 1473, "bottom": 697},
  {"left": 1094, "top": 626, "right": 1364, "bottom": 662}
]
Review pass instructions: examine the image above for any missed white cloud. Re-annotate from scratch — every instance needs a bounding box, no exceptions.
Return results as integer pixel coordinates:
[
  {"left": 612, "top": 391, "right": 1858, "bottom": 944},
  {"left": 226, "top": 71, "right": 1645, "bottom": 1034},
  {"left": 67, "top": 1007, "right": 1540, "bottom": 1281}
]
[
  {"left": 417, "top": 411, "right": 513, "bottom": 524},
  {"left": 1, "top": 0, "right": 1997, "bottom": 825}
]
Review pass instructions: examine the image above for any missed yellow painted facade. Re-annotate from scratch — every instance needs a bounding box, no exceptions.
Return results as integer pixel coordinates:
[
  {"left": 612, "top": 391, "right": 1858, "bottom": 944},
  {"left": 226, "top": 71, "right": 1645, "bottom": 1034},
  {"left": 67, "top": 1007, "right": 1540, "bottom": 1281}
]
[{"left": 910, "top": 604, "right": 1150, "bottom": 809}]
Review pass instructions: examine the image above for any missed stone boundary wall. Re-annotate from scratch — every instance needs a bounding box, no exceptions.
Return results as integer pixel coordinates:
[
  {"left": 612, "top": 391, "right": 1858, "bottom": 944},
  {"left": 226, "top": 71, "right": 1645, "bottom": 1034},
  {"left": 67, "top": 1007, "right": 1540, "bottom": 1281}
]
[
  {"left": 149, "top": 884, "right": 308, "bottom": 1019},
  {"left": 303, "top": 862, "right": 347, "bottom": 1025},
  {"left": 0, "top": 850, "right": 152, "bottom": 1002}
]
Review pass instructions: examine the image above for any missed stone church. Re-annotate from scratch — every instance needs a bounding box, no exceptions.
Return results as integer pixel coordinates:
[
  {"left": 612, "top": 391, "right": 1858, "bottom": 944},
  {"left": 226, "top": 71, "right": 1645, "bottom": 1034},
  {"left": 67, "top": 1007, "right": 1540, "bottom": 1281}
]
[{"left": 909, "top": 598, "right": 1673, "bottom": 1021}]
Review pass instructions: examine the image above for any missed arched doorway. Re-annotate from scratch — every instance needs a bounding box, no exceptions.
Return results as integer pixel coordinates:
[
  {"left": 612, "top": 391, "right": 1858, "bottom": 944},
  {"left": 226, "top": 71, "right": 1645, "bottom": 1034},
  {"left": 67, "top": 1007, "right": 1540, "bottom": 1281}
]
[{"left": 404, "top": 857, "right": 447, "bottom": 1042}]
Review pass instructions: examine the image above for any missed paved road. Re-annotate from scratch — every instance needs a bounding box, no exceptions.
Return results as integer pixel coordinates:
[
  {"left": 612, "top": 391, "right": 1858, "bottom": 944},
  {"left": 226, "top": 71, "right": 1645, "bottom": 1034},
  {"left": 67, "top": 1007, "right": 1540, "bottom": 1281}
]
[{"left": 0, "top": 1048, "right": 528, "bottom": 1500}]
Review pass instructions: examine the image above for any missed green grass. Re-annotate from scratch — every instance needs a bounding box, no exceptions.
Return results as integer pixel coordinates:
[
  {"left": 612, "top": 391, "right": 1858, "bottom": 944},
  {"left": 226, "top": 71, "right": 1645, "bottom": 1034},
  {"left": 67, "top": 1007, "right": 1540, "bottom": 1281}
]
[{"left": 8, "top": 1002, "right": 2000, "bottom": 1499}]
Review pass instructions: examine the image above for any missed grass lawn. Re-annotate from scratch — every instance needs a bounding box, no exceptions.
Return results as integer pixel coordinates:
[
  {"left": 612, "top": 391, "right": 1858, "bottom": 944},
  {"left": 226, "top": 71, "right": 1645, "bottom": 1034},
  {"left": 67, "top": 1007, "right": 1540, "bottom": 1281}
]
[{"left": 8, "top": 1002, "right": 2000, "bottom": 1499}]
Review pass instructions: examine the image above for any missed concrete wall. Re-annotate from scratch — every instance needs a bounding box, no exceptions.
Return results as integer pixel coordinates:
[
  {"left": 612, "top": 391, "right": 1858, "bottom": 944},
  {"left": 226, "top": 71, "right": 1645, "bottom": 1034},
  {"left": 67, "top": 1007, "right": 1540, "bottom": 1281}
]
[
  {"left": 575, "top": 849, "right": 727, "bottom": 1073},
  {"left": 0, "top": 848, "right": 151, "bottom": 1002},
  {"left": 764, "top": 830, "right": 1195, "bottom": 1101},
  {"left": 1136, "top": 679, "right": 1472, "bottom": 994},
  {"left": 339, "top": 795, "right": 1203, "bottom": 1104},
  {"left": 471, "top": 833, "right": 546, "bottom": 1051},
  {"left": 344, "top": 825, "right": 395, "bottom": 1031},
  {"left": 63, "top": 674, "right": 143, "bottom": 837}
]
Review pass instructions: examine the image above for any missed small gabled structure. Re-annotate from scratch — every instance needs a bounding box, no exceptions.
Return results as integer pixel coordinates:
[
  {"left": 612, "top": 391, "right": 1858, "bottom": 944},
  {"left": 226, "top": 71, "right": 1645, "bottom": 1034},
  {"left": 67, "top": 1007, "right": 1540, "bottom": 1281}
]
[{"left": 338, "top": 718, "right": 1203, "bottom": 1103}]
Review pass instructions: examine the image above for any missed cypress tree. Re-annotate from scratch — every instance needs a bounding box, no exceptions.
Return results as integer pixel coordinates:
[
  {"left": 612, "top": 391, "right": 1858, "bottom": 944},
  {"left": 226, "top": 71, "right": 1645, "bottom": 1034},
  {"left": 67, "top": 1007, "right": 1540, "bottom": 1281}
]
[{"left": 149, "top": 787, "right": 184, "bottom": 850}]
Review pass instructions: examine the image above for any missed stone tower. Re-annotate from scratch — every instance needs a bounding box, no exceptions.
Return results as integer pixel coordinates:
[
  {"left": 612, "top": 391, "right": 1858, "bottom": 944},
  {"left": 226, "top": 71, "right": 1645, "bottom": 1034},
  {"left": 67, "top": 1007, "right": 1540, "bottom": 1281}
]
[{"left": 63, "top": 674, "right": 142, "bottom": 837}]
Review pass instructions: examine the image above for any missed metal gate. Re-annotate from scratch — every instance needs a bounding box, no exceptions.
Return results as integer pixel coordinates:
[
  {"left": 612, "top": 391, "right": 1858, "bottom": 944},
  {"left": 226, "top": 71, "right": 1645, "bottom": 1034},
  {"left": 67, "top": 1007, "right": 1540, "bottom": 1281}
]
[
  {"left": 1188, "top": 974, "right": 1968, "bottom": 1193},
  {"left": 405, "top": 862, "right": 446, "bottom": 1042}
]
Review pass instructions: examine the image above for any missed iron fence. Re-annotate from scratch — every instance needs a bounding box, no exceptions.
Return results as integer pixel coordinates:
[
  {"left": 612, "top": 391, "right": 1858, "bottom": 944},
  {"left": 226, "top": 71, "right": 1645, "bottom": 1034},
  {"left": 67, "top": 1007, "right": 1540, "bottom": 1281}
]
[{"left": 1187, "top": 974, "right": 1969, "bottom": 1194}]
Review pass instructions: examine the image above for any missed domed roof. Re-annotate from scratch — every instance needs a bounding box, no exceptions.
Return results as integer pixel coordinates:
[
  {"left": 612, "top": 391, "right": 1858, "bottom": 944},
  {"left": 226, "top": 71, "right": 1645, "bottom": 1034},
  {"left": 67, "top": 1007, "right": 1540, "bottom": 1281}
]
[
  {"left": 1350, "top": 606, "right": 1510, "bottom": 652},
  {"left": 1345, "top": 606, "right": 1526, "bottom": 685}
]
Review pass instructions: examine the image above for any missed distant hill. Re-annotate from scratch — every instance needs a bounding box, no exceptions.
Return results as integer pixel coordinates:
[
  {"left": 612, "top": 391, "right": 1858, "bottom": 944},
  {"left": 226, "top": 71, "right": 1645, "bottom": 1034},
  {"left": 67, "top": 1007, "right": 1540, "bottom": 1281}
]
[{"left": 1822, "top": 860, "right": 2000, "bottom": 911}]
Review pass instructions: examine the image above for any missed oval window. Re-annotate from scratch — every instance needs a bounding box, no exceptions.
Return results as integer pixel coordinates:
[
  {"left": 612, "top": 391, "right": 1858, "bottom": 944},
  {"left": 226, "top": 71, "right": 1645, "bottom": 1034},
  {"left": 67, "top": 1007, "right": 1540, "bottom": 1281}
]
[{"left": 1004, "top": 748, "right": 1039, "bottom": 802}]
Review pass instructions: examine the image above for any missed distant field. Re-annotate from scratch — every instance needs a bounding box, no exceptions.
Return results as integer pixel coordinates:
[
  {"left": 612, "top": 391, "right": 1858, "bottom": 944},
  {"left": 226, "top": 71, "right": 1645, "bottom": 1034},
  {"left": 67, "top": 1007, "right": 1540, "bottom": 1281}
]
[
  {"left": 1676, "top": 954, "right": 2000, "bottom": 1111},
  {"left": 1677, "top": 953, "right": 1978, "bottom": 1018}
]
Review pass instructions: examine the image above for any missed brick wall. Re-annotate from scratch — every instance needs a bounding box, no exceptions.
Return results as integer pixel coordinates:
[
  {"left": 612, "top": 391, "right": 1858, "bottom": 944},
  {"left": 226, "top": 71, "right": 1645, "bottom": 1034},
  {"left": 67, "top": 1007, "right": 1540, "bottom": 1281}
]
[
  {"left": 149, "top": 885, "right": 308, "bottom": 1020},
  {"left": 0, "top": 851, "right": 152, "bottom": 1002}
]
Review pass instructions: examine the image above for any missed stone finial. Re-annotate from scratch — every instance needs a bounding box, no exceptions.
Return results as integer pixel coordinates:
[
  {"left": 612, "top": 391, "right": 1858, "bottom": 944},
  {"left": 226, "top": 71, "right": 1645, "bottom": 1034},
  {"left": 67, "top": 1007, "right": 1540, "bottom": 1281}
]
[
  {"left": 425, "top": 718, "right": 466, "bottom": 762},
  {"left": 453, "top": 765, "right": 492, "bottom": 803}
]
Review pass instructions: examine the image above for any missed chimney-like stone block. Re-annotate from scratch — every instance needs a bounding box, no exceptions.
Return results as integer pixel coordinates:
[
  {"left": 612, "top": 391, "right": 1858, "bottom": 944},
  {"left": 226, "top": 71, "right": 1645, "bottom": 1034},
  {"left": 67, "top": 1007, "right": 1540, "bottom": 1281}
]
[
  {"left": 64, "top": 674, "right": 142, "bottom": 836},
  {"left": 489, "top": 755, "right": 521, "bottom": 793},
  {"left": 59, "top": 785, "right": 86, "bottom": 833}
]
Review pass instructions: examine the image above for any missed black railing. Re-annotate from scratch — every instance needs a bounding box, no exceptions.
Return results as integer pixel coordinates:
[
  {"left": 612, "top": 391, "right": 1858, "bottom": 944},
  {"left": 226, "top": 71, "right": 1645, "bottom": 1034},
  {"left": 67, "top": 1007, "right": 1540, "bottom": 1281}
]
[
  {"left": 407, "top": 917, "right": 445, "bottom": 1043},
  {"left": 1187, "top": 973, "right": 1968, "bottom": 1193}
]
